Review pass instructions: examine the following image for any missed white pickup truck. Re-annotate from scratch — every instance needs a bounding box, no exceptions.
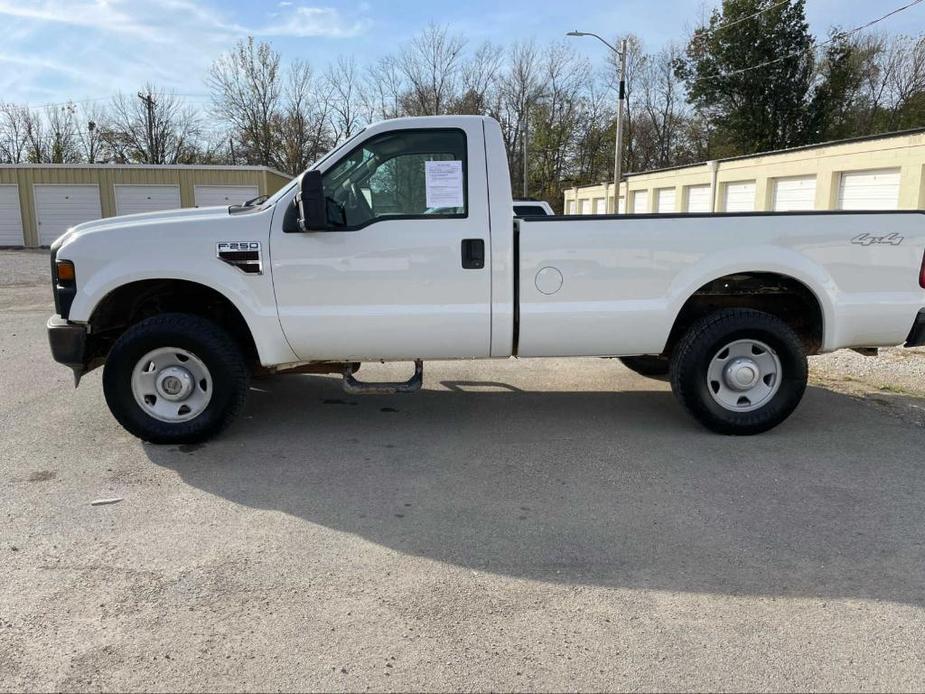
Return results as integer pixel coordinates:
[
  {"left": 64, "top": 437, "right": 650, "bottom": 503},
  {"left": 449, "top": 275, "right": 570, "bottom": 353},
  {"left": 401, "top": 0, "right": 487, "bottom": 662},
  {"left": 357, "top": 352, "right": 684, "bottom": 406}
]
[{"left": 47, "top": 115, "right": 925, "bottom": 443}]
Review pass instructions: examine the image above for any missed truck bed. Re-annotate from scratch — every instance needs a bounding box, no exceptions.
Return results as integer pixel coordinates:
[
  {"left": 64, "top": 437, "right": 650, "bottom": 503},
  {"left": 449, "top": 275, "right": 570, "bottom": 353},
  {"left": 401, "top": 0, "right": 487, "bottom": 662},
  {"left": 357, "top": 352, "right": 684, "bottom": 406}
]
[{"left": 514, "top": 211, "right": 925, "bottom": 357}]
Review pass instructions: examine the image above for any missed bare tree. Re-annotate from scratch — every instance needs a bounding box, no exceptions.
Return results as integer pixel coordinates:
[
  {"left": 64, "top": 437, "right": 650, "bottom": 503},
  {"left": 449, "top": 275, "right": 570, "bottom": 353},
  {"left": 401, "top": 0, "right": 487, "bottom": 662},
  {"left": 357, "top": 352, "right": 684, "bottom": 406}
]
[
  {"left": 397, "top": 23, "right": 467, "bottom": 116},
  {"left": 107, "top": 85, "right": 200, "bottom": 163},
  {"left": 878, "top": 34, "right": 925, "bottom": 129},
  {"left": 528, "top": 42, "right": 588, "bottom": 203},
  {"left": 23, "top": 108, "right": 46, "bottom": 163},
  {"left": 0, "top": 103, "right": 30, "bottom": 163},
  {"left": 208, "top": 36, "right": 282, "bottom": 166},
  {"left": 362, "top": 56, "right": 405, "bottom": 121},
  {"left": 455, "top": 41, "right": 504, "bottom": 114},
  {"left": 75, "top": 102, "right": 109, "bottom": 163},
  {"left": 635, "top": 44, "right": 699, "bottom": 169},
  {"left": 44, "top": 104, "right": 80, "bottom": 163},
  {"left": 325, "top": 56, "right": 365, "bottom": 142},
  {"left": 275, "top": 60, "right": 332, "bottom": 175},
  {"left": 495, "top": 40, "right": 541, "bottom": 182}
]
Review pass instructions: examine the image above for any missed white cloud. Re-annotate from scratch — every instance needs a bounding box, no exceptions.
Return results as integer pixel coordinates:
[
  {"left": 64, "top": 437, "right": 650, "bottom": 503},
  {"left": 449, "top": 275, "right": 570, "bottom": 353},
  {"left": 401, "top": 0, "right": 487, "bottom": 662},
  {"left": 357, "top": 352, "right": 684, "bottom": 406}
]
[
  {"left": 0, "top": 0, "right": 372, "bottom": 106},
  {"left": 256, "top": 6, "right": 371, "bottom": 39}
]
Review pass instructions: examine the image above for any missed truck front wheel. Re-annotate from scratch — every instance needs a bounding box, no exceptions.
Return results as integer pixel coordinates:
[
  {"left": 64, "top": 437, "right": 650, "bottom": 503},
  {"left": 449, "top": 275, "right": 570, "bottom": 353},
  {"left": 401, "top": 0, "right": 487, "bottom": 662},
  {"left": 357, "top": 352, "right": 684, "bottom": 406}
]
[
  {"left": 669, "top": 309, "right": 807, "bottom": 435},
  {"left": 102, "top": 313, "right": 249, "bottom": 444}
]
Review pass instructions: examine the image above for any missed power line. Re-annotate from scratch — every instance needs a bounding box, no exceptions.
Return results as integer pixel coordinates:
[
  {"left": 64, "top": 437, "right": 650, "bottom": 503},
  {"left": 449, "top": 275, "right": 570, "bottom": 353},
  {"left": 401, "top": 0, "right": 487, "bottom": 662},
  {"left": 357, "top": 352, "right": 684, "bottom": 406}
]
[
  {"left": 701, "top": 0, "right": 924, "bottom": 80},
  {"left": 690, "top": 0, "right": 793, "bottom": 45},
  {"left": 22, "top": 92, "right": 211, "bottom": 111}
]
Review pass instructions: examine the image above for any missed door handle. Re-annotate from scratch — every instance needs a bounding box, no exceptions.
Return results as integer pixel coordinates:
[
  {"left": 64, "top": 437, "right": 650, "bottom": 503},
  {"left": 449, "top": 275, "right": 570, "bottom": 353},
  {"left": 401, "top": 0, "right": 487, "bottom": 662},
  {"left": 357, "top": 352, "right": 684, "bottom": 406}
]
[{"left": 461, "top": 238, "right": 485, "bottom": 269}]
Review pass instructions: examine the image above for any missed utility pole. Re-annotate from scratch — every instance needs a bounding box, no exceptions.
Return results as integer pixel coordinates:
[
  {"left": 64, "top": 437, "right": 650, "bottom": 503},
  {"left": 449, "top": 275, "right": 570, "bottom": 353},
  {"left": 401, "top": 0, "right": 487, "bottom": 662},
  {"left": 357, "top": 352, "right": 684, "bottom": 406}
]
[
  {"left": 137, "top": 90, "right": 156, "bottom": 163},
  {"left": 567, "top": 31, "right": 628, "bottom": 213}
]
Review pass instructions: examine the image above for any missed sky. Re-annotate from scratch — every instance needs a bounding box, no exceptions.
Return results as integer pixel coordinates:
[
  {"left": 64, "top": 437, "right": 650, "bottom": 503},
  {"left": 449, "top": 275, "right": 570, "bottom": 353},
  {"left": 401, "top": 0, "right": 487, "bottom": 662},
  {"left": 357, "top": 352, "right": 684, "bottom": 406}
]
[{"left": 1, "top": 0, "right": 923, "bottom": 109}]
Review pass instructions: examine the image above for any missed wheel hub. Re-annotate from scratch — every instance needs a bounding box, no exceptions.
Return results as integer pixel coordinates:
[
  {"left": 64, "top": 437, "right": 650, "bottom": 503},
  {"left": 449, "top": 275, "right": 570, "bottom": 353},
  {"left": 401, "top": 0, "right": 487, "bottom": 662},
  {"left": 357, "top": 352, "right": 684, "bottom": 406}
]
[
  {"left": 724, "top": 358, "right": 760, "bottom": 391},
  {"left": 131, "top": 347, "right": 212, "bottom": 423},
  {"left": 706, "top": 339, "right": 782, "bottom": 413},
  {"left": 156, "top": 366, "right": 194, "bottom": 401}
]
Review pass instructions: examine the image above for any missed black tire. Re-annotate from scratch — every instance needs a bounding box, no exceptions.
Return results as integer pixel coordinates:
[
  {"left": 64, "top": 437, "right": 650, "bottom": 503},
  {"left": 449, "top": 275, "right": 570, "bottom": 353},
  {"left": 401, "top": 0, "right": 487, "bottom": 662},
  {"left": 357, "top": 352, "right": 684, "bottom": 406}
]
[
  {"left": 619, "top": 355, "right": 670, "bottom": 378},
  {"left": 669, "top": 308, "right": 807, "bottom": 435},
  {"left": 103, "top": 313, "right": 249, "bottom": 444}
]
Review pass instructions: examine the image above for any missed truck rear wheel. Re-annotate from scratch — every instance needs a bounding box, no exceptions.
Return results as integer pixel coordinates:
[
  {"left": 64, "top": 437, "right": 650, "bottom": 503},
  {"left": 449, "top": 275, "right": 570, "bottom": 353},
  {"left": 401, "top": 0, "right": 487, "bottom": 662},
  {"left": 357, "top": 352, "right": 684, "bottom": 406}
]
[
  {"left": 669, "top": 309, "right": 807, "bottom": 435},
  {"left": 102, "top": 313, "right": 249, "bottom": 444}
]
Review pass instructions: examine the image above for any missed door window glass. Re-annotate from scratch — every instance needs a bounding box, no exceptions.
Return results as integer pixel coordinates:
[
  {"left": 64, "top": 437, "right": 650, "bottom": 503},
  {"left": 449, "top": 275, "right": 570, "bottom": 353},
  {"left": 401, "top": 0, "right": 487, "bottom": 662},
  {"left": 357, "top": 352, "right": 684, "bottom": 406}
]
[{"left": 321, "top": 129, "right": 467, "bottom": 229}]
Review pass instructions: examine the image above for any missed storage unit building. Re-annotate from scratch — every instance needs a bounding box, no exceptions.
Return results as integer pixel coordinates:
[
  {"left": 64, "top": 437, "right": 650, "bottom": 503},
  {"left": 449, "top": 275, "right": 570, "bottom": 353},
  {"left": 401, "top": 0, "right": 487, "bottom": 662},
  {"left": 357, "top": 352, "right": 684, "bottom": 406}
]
[
  {"left": 566, "top": 127, "right": 925, "bottom": 216},
  {"left": 0, "top": 164, "right": 291, "bottom": 247}
]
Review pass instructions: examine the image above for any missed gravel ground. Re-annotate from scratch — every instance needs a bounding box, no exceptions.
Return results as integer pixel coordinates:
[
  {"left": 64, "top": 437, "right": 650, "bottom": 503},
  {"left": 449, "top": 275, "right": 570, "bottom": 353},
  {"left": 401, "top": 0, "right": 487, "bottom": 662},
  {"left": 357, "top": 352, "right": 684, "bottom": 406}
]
[{"left": 2, "top": 249, "right": 925, "bottom": 692}]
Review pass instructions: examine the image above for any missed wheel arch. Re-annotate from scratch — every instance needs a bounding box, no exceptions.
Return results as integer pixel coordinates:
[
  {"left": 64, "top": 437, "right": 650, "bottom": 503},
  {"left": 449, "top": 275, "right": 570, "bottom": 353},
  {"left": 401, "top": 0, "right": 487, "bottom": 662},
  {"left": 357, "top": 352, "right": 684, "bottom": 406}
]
[
  {"left": 665, "top": 268, "right": 829, "bottom": 357},
  {"left": 85, "top": 278, "right": 260, "bottom": 367}
]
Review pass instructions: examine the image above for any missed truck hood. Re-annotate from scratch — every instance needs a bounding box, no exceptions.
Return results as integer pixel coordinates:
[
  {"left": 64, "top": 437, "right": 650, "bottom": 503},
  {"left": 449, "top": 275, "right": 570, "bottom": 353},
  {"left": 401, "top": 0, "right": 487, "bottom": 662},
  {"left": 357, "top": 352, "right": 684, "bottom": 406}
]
[{"left": 55, "top": 205, "right": 231, "bottom": 246}]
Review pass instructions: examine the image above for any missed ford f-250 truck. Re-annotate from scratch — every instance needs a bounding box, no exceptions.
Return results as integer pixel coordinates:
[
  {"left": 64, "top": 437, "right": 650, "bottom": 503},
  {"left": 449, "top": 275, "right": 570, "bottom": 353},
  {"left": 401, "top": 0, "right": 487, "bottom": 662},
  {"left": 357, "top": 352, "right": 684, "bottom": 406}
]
[{"left": 47, "top": 115, "right": 925, "bottom": 443}]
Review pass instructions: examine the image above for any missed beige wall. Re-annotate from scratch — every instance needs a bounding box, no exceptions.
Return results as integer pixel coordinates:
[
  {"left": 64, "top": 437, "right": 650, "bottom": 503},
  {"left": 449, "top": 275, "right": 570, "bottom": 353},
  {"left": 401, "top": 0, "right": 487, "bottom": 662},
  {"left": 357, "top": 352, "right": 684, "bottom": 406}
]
[
  {"left": 564, "top": 129, "right": 925, "bottom": 215},
  {"left": 0, "top": 165, "right": 291, "bottom": 247}
]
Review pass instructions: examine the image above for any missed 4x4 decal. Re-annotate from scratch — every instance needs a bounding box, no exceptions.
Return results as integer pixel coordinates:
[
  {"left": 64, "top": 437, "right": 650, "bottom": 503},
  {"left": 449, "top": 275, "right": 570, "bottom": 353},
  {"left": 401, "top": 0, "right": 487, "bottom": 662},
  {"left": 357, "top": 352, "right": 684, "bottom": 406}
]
[{"left": 851, "top": 233, "right": 904, "bottom": 246}]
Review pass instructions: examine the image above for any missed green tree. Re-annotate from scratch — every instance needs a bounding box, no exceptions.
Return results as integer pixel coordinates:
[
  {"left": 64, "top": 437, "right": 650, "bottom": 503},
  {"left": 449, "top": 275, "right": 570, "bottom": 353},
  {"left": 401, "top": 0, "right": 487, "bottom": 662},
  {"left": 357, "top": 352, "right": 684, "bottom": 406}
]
[
  {"left": 807, "top": 32, "right": 879, "bottom": 142},
  {"left": 678, "top": 0, "right": 815, "bottom": 156}
]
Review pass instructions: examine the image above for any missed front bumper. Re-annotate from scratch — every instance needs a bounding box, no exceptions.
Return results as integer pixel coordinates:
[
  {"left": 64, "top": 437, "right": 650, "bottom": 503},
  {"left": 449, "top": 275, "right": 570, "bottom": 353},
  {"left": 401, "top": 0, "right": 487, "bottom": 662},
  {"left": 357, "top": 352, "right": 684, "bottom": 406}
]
[
  {"left": 47, "top": 315, "right": 87, "bottom": 368},
  {"left": 906, "top": 309, "right": 925, "bottom": 347}
]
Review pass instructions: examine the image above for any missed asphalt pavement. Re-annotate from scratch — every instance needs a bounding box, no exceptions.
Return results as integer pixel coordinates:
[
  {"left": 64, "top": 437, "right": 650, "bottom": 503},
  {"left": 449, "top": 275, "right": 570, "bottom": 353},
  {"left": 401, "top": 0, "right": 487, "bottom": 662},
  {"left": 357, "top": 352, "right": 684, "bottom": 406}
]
[{"left": 2, "top": 249, "right": 925, "bottom": 692}]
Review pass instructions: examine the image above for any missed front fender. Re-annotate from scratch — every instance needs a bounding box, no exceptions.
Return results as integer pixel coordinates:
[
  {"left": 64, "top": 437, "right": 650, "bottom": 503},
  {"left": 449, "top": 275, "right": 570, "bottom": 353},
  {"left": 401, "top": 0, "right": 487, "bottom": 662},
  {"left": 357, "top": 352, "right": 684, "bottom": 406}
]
[{"left": 59, "top": 216, "right": 297, "bottom": 366}]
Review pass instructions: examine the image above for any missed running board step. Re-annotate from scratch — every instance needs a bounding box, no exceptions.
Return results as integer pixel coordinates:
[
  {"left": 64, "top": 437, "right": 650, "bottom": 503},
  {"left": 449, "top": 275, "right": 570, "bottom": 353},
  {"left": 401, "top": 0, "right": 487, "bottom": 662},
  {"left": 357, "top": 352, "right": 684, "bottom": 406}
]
[{"left": 342, "top": 359, "right": 423, "bottom": 395}]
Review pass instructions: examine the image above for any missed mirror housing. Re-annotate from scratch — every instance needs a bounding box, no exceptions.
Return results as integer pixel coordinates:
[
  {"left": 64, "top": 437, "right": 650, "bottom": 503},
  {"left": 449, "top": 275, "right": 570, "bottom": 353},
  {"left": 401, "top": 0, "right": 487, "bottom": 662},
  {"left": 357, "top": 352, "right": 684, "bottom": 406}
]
[{"left": 293, "top": 170, "right": 326, "bottom": 232}]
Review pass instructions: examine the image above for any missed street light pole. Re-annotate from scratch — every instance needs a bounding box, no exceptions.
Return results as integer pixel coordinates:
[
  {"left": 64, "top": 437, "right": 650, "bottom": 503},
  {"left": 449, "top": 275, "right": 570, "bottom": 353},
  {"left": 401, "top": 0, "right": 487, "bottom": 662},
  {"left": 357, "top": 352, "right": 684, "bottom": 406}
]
[
  {"left": 613, "top": 39, "right": 627, "bottom": 214},
  {"left": 567, "top": 31, "right": 627, "bottom": 213}
]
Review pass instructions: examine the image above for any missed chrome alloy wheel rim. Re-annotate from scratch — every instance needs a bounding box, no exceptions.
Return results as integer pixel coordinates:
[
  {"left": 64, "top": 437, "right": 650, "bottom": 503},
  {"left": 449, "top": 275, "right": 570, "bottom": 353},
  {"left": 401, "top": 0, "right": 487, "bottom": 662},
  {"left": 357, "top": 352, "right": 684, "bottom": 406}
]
[
  {"left": 131, "top": 347, "right": 212, "bottom": 423},
  {"left": 706, "top": 339, "right": 782, "bottom": 413}
]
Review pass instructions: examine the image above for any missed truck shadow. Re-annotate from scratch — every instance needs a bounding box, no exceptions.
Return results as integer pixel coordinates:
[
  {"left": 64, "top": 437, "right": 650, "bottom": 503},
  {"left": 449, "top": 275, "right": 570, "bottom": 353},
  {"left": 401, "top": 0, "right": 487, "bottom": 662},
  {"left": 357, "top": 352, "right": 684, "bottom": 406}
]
[{"left": 146, "top": 375, "right": 925, "bottom": 605}]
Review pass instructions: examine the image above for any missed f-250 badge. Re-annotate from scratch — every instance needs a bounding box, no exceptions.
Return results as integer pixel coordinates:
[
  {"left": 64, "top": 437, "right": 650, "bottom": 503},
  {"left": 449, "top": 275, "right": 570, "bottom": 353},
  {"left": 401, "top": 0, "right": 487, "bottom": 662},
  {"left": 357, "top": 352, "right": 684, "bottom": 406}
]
[
  {"left": 216, "top": 242, "right": 262, "bottom": 274},
  {"left": 851, "top": 233, "right": 903, "bottom": 246}
]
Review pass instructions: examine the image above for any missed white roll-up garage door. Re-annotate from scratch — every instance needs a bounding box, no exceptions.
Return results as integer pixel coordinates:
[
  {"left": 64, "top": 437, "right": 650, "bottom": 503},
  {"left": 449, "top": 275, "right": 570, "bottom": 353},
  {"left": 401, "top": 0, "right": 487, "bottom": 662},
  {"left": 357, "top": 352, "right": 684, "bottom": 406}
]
[
  {"left": 837, "top": 169, "right": 901, "bottom": 210},
  {"left": 34, "top": 184, "right": 102, "bottom": 246},
  {"left": 194, "top": 185, "right": 259, "bottom": 208},
  {"left": 579, "top": 198, "right": 591, "bottom": 215},
  {"left": 686, "top": 185, "right": 711, "bottom": 213},
  {"left": 655, "top": 188, "right": 676, "bottom": 213},
  {"left": 772, "top": 176, "right": 816, "bottom": 211},
  {"left": 115, "top": 185, "right": 181, "bottom": 216},
  {"left": 723, "top": 181, "right": 756, "bottom": 212},
  {"left": 0, "top": 185, "right": 24, "bottom": 246},
  {"left": 631, "top": 190, "right": 649, "bottom": 214}
]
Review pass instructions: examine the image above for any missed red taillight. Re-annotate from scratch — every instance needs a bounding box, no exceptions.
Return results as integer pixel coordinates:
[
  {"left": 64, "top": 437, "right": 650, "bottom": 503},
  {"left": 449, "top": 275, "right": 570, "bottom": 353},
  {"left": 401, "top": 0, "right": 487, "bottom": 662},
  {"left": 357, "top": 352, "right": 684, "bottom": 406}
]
[{"left": 920, "top": 251, "right": 925, "bottom": 289}]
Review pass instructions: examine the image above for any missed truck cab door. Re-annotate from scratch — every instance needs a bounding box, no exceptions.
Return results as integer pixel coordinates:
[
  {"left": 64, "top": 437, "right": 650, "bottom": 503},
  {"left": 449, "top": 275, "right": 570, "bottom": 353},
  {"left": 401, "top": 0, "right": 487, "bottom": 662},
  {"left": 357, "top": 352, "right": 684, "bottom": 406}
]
[{"left": 270, "top": 123, "right": 492, "bottom": 362}]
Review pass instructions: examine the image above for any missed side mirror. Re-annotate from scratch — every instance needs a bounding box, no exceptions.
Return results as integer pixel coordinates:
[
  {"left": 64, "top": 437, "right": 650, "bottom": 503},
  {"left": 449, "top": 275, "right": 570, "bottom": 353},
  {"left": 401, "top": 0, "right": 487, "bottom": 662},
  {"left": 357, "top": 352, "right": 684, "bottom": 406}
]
[{"left": 293, "top": 170, "right": 326, "bottom": 232}]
